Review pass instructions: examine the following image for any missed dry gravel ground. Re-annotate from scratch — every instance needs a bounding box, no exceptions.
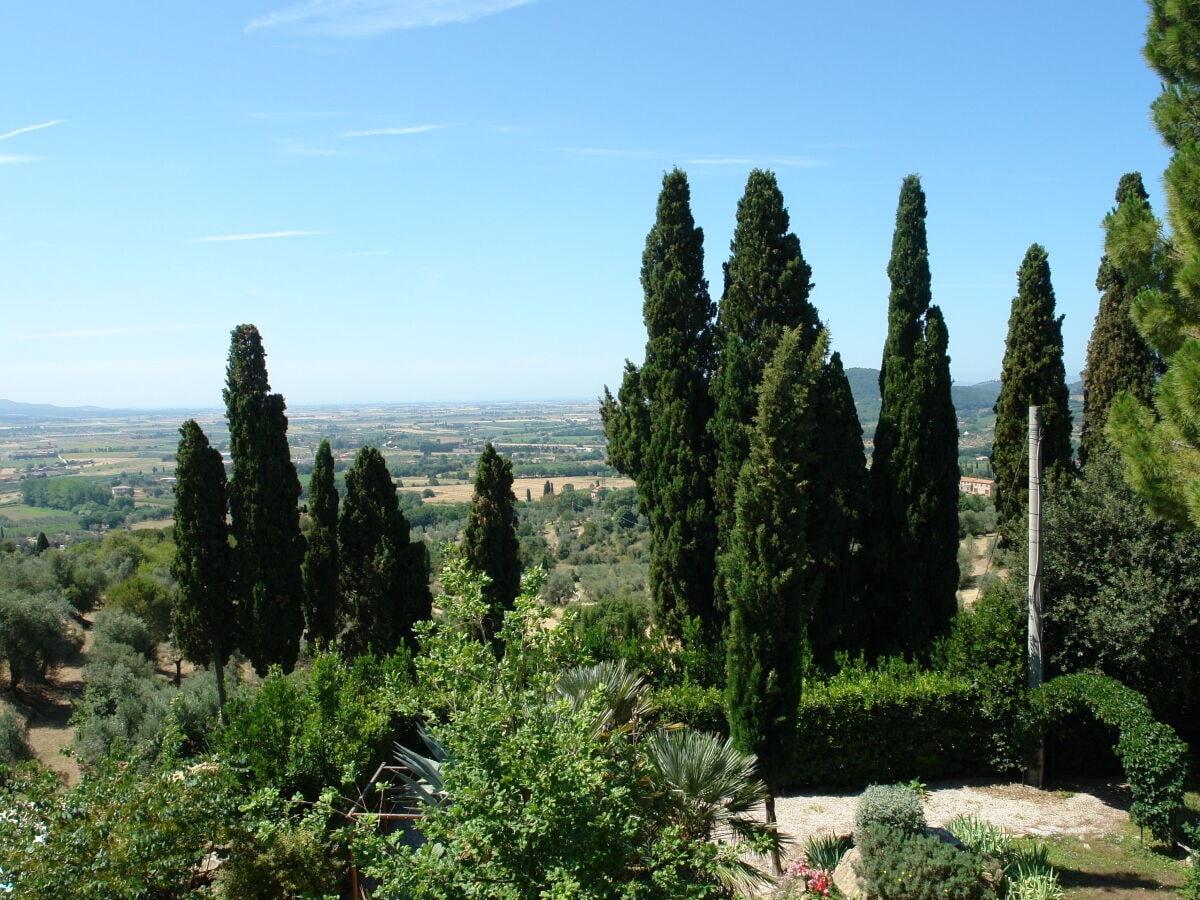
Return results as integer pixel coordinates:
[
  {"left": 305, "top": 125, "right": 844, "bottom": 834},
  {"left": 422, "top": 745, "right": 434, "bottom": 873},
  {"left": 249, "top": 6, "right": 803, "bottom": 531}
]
[{"left": 770, "top": 779, "right": 1131, "bottom": 855}]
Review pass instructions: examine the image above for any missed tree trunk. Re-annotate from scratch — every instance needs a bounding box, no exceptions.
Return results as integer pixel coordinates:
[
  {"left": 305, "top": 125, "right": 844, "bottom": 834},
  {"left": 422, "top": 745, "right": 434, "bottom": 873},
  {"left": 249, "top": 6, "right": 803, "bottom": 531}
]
[
  {"left": 766, "top": 792, "right": 782, "bottom": 876},
  {"left": 213, "top": 635, "right": 228, "bottom": 728}
]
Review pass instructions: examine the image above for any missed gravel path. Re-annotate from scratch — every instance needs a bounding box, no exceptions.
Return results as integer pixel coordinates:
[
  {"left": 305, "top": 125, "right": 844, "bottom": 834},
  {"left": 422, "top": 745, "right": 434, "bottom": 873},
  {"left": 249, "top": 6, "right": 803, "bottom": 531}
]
[{"left": 771, "top": 778, "right": 1131, "bottom": 854}]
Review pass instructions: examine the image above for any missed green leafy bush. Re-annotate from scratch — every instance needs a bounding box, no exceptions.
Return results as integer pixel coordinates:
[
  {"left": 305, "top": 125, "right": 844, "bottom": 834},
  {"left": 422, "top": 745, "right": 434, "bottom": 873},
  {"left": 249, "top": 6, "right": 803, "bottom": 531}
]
[
  {"left": 853, "top": 784, "right": 927, "bottom": 840},
  {"left": 215, "top": 650, "right": 405, "bottom": 800},
  {"left": 945, "top": 814, "right": 1012, "bottom": 859},
  {"left": 0, "top": 700, "right": 32, "bottom": 768},
  {"left": 803, "top": 831, "right": 852, "bottom": 871},
  {"left": 1036, "top": 673, "right": 1187, "bottom": 842},
  {"left": 650, "top": 681, "right": 726, "bottom": 734},
  {"left": 0, "top": 590, "right": 79, "bottom": 690},
  {"left": 796, "top": 662, "right": 986, "bottom": 786},
  {"left": 854, "top": 825, "right": 993, "bottom": 900},
  {"left": 92, "top": 607, "right": 155, "bottom": 660}
]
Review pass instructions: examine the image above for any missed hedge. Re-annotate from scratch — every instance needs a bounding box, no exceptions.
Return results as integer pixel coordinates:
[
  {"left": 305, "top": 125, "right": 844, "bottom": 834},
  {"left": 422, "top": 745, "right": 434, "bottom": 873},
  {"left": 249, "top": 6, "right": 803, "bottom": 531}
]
[
  {"left": 1036, "top": 673, "right": 1188, "bottom": 842},
  {"left": 792, "top": 668, "right": 990, "bottom": 788}
]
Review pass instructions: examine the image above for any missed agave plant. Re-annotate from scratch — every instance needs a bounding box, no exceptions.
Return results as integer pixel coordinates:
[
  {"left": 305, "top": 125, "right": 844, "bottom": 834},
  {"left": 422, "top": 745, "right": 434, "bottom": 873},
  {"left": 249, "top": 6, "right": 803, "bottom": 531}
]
[
  {"left": 554, "top": 658, "right": 652, "bottom": 739},
  {"left": 644, "top": 728, "right": 785, "bottom": 893},
  {"left": 392, "top": 726, "right": 452, "bottom": 810},
  {"left": 803, "top": 831, "right": 852, "bottom": 871}
]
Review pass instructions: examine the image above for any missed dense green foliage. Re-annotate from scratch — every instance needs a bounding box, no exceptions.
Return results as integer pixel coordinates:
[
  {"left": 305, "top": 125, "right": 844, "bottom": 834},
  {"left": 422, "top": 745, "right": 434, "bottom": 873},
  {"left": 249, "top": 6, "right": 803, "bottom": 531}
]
[
  {"left": 1042, "top": 447, "right": 1200, "bottom": 742},
  {"left": 338, "top": 445, "right": 431, "bottom": 655},
  {"left": 0, "top": 759, "right": 240, "bottom": 897},
  {"left": 854, "top": 825, "right": 992, "bottom": 900},
  {"left": 214, "top": 649, "right": 403, "bottom": 801},
  {"left": 992, "top": 244, "right": 1073, "bottom": 528},
  {"left": 600, "top": 170, "right": 717, "bottom": 638},
  {"left": 0, "top": 589, "right": 78, "bottom": 690},
  {"left": 795, "top": 665, "right": 985, "bottom": 787},
  {"left": 463, "top": 442, "right": 521, "bottom": 641},
  {"left": 0, "top": 699, "right": 32, "bottom": 766},
  {"left": 724, "top": 327, "right": 825, "bottom": 796},
  {"left": 1080, "top": 173, "right": 1163, "bottom": 465},
  {"left": 20, "top": 477, "right": 113, "bottom": 511},
  {"left": 224, "top": 324, "right": 306, "bottom": 675},
  {"left": 868, "top": 174, "right": 959, "bottom": 656},
  {"left": 710, "top": 171, "right": 819, "bottom": 612},
  {"left": 1036, "top": 672, "right": 1187, "bottom": 842},
  {"left": 1107, "top": 0, "right": 1200, "bottom": 527},
  {"left": 171, "top": 419, "right": 235, "bottom": 714},
  {"left": 807, "top": 352, "right": 868, "bottom": 668},
  {"left": 302, "top": 438, "right": 340, "bottom": 645},
  {"left": 354, "top": 560, "right": 777, "bottom": 897}
]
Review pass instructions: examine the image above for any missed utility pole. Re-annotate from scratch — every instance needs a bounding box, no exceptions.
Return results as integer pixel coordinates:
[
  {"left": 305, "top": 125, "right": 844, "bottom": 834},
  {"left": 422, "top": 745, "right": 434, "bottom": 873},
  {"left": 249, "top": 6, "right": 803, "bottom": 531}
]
[{"left": 1027, "top": 405, "right": 1045, "bottom": 786}]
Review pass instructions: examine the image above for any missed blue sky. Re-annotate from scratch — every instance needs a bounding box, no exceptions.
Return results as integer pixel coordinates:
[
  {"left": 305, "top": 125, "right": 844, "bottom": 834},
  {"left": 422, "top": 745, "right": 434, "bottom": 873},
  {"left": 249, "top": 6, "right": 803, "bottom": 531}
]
[{"left": 0, "top": 0, "right": 1171, "bottom": 408}]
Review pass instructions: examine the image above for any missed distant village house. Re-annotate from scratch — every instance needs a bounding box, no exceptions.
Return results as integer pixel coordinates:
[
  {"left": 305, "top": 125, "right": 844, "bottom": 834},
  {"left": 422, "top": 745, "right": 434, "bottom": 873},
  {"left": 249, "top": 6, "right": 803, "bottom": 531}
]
[{"left": 958, "top": 476, "right": 995, "bottom": 498}]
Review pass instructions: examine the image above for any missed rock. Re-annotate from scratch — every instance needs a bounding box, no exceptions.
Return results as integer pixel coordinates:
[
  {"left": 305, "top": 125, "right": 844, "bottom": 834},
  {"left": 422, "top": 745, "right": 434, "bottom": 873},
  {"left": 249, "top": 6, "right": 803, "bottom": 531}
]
[{"left": 832, "top": 846, "right": 867, "bottom": 899}]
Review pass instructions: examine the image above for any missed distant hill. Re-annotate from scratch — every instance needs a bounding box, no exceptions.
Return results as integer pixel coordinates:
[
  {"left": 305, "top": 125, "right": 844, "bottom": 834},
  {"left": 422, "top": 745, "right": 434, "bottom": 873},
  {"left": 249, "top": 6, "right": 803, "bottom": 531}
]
[
  {"left": 844, "top": 368, "right": 1002, "bottom": 420},
  {"left": 0, "top": 398, "right": 119, "bottom": 421}
]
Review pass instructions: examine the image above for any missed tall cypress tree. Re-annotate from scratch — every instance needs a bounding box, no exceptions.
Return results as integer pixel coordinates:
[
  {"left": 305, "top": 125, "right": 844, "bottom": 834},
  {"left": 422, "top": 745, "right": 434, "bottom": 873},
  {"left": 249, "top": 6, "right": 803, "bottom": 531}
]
[
  {"left": 463, "top": 442, "right": 521, "bottom": 642},
  {"left": 223, "top": 324, "right": 306, "bottom": 675},
  {"left": 600, "top": 169, "right": 717, "bottom": 637},
  {"left": 710, "top": 169, "right": 819, "bottom": 612},
  {"left": 338, "top": 446, "right": 431, "bottom": 655},
  {"left": 724, "top": 326, "right": 826, "bottom": 870},
  {"left": 807, "top": 352, "right": 869, "bottom": 668},
  {"left": 1080, "top": 174, "right": 1163, "bottom": 466},
  {"left": 171, "top": 419, "right": 235, "bottom": 723},
  {"left": 867, "top": 175, "right": 959, "bottom": 656},
  {"left": 302, "top": 439, "right": 340, "bottom": 645},
  {"left": 992, "top": 245, "right": 1073, "bottom": 529}
]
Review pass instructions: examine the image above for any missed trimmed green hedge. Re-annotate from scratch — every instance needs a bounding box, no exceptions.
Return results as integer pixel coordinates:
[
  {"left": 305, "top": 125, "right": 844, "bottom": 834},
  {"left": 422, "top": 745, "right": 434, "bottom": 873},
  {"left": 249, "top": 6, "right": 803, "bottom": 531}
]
[
  {"left": 793, "top": 667, "right": 989, "bottom": 787},
  {"left": 1036, "top": 673, "right": 1188, "bottom": 842}
]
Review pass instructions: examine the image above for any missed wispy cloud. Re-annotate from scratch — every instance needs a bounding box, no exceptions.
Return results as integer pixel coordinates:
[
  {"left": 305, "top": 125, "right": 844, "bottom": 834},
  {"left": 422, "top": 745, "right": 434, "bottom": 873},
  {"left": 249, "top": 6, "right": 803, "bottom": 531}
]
[
  {"left": 188, "top": 230, "right": 326, "bottom": 243},
  {"left": 246, "top": 0, "right": 535, "bottom": 37},
  {"left": 276, "top": 138, "right": 352, "bottom": 157},
  {"left": 0, "top": 154, "right": 40, "bottom": 164},
  {"left": 343, "top": 124, "right": 444, "bottom": 137},
  {"left": 0, "top": 119, "right": 62, "bottom": 142}
]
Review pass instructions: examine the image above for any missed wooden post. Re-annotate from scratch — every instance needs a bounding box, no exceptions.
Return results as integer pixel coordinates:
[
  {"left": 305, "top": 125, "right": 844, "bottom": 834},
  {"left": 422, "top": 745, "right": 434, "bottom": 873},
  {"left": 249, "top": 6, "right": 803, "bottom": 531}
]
[{"left": 1027, "top": 405, "right": 1045, "bottom": 787}]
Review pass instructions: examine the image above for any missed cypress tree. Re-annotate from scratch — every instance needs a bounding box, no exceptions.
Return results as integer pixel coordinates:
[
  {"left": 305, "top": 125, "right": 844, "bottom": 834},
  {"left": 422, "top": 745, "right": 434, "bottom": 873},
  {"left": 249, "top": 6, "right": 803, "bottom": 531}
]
[
  {"left": 867, "top": 175, "right": 959, "bottom": 656},
  {"left": 1080, "top": 174, "right": 1163, "bottom": 466},
  {"left": 1106, "top": 3, "right": 1200, "bottom": 526},
  {"left": 600, "top": 169, "right": 718, "bottom": 637},
  {"left": 223, "top": 324, "right": 306, "bottom": 675},
  {"left": 171, "top": 419, "right": 235, "bottom": 723},
  {"left": 992, "top": 245, "right": 1073, "bottom": 529},
  {"left": 807, "top": 352, "right": 869, "bottom": 668},
  {"left": 338, "top": 446, "right": 431, "bottom": 655},
  {"left": 709, "top": 170, "right": 820, "bottom": 640},
  {"left": 463, "top": 442, "right": 521, "bottom": 641},
  {"left": 302, "top": 439, "right": 340, "bottom": 645},
  {"left": 710, "top": 170, "right": 820, "bottom": 548},
  {"left": 724, "top": 326, "right": 826, "bottom": 871}
]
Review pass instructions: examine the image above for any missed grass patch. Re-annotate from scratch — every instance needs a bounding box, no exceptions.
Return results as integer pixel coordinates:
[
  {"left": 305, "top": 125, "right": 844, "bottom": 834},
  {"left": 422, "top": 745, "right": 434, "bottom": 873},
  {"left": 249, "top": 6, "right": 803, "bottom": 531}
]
[{"left": 1040, "top": 826, "right": 1189, "bottom": 899}]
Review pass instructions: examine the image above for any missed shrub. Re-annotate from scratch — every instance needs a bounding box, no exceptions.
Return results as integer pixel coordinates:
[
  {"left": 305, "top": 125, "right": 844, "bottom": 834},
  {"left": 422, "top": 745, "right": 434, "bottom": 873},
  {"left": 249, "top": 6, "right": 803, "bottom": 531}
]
[
  {"left": 104, "top": 574, "right": 172, "bottom": 645},
  {"left": 0, "top": 590, "right": 79, "bottom": 690},
  {"left": 853, "top": 784, "right": 926, "bottom": 840},
  {"left": 650, "top": 682, "right": 727, "bottom": 735},
  {"left": 92, "top": 607, "right": 155, "bottom": 660},
  {"left": 797, "top": 663, "right": 986, "bottom": 786},
  {"left": 854, "top": 825, "right": 993, "bottom": 900},
  {"left": 803, "top": 832, "right": 852, "bottom": 871},
  {"left": 0, "top": 701, "right": 32, "bottom": 768},
  {"left": 1006, "top": 872, "right": 1064, "bottom": 900},
  {"left": 1036, "top": 673, "right": 1187, "bottom": 842}
]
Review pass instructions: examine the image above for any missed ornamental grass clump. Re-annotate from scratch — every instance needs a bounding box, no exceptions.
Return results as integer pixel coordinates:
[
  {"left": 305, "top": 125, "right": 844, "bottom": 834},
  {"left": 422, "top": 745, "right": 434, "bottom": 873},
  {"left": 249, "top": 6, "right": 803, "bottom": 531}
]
[{"left": 853, "top": 783, "right": 927, "bottom": 841}]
